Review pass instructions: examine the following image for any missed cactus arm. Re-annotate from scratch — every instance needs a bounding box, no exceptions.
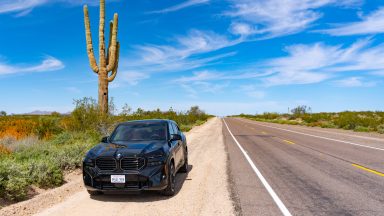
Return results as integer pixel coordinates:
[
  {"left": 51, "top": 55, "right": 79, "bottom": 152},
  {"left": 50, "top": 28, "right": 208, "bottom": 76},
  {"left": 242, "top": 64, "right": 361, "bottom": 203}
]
[
  {"left": 108, "top": 42, "right": 119, "bottom": 82},
  {"left": 107, "top": 21, "right": 113, "bottom": 65},
  {"left": 106, "top": 13, "right": 118, "bottom": 72},
  {"left": 99, "top": 0, "right": 106, "bottom": 68},
  {"left": 83, "top": 5, "right": 99, "bottom": 73}
]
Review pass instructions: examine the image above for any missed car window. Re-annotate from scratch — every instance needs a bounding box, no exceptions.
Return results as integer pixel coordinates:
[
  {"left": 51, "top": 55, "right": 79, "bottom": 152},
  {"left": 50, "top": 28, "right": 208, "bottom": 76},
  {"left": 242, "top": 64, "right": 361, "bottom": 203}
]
[
  {"left": 168, "top": 122, "right": 175, "bottom": 135},
  {"left": 110, "top": 122, "right": 167, "bottom": 142},
  {"left": 172, "top": 123, "right": 179, "bottom": 134}
]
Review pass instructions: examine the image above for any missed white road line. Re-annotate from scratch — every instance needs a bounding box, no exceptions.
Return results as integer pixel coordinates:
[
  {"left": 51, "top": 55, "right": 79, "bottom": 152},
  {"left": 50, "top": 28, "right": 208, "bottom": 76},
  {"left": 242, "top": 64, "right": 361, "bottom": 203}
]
[
  {"left": 223, "top": 118, "right": 292, "bottom": 216},
  {"left": 238, "top": 118, "right": 384, "bottom": 151}
]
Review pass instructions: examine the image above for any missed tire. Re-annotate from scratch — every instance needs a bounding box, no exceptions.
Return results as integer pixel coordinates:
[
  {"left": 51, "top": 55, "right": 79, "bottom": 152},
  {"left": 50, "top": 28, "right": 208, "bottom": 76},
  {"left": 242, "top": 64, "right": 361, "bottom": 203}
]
[
  {"left": 161, "top": 162, "right": 176, "bottom": 196},
  {"left": 179, "top": 154, "right": 188, "bottom": 173},
  {"left": 87, "top": 190, "right": 103, "bottom": 196}
]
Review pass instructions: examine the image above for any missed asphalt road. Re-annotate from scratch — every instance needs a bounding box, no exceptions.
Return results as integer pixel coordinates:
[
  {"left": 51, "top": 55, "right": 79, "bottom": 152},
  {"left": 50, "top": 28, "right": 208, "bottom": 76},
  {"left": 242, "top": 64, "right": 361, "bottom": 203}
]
[{"left": 223, "top": 117, "right": 384, "bottom": 216}]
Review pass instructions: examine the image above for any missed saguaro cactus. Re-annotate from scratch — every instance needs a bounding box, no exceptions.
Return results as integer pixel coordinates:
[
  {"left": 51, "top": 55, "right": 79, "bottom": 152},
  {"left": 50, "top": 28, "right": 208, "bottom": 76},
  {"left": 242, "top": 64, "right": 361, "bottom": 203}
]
[{"left": 83, "top": 0, "right": 120, "bottom": 114}]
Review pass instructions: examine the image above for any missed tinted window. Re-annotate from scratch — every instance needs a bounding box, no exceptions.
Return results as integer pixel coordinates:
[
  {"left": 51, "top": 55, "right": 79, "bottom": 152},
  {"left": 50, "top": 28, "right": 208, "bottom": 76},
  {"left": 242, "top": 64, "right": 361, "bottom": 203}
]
[
  {"left": 110, "top": 122, "right": 167, "bottom": 142},
  {"left": 168, "top": 122, "right": 175, "bottom": 135},
  {"left": 172, "top": 123, "right": 179, "bottom": 134}
]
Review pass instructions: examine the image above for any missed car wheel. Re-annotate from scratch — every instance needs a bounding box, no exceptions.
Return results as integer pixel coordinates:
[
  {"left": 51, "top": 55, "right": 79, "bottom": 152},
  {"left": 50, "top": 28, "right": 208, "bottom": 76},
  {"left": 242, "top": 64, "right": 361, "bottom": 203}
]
[
  {"left": 179, "top": 154, "right": 188, "bottom": 173},
  {"left": 87, "top": 190, "right": 103, "bottom": 196},
  {"left": 161, "top": 162, "right": 176, "bottom": 196}
]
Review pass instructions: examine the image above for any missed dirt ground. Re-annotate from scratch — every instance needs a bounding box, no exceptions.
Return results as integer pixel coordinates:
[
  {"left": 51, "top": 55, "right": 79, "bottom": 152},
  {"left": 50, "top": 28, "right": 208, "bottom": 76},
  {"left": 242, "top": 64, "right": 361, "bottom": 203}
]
[{"left": 0, "top": 117, "right": 234, "bottom": 216}]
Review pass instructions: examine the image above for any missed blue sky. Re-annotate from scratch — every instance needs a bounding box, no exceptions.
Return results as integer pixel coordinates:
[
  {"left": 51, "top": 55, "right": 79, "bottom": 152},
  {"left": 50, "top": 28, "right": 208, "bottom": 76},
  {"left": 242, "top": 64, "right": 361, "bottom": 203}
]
[{"left": 0, "top": 0, "right": 384, "bottom": 116}]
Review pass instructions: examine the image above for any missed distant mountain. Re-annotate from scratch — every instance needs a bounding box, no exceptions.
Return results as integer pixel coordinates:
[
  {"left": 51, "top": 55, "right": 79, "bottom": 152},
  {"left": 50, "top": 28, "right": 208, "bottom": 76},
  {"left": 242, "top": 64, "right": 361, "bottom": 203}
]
[{"left": 24, "top": 110, "right": 54, "bottom": 115}]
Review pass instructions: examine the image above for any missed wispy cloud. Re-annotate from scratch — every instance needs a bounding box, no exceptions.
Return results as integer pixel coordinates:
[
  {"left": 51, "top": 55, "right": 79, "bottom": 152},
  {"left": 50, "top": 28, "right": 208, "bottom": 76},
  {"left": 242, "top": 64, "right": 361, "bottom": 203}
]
[
  {"left": 180, "top": 81, "right": 229, "bottom": 98},
  {"left": 121, "top": 30, "right": 240, "bottom": 77},
  {"left": 260, "top": 38, "right": 384, "bottom": 85},
  {"left": 173, "top": 38, "right": 384, "bottom": 86},
  {"left": 0, "top": 56, "right": 64, "bottom": 75},
  {"left": 239, "top": 85, "right": 265, "bottom": 99},
  {"left": 0, "top": 0, "right": 114, "bottom": 16},
  {"left": 0, "top": 0, "right": 48, "bottom": 15},
  {"left": 110, "top": 71, "right": 150, "bottom": 88},
  {"left": 318, "top": 8, "right": 384, "bottom": 36},
  {"left": 333, "top": 77, "right": 377, "bottom": 87},
  {"left": 149, "top": 0, "right": 209, "bottom": 14},
  {"left": 225, "top": 0, "right": 361, "bottom": 39}
]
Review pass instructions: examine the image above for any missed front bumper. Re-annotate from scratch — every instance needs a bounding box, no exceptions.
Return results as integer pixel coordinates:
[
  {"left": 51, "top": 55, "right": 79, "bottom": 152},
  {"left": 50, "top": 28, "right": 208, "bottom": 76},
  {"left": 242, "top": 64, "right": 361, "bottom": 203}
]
[{"left": 83, "top": 163, "right": 168, "bottom": 192}]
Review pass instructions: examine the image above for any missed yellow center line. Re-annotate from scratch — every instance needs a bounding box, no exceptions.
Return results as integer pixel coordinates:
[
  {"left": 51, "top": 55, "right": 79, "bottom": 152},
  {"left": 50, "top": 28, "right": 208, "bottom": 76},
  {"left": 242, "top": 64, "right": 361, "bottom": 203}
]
[
  {"left": 283, "top": 140, "right": 295, "bottom": 145},
  {"left": 352, "top": 164, "right": 384, "bottom": 177}
]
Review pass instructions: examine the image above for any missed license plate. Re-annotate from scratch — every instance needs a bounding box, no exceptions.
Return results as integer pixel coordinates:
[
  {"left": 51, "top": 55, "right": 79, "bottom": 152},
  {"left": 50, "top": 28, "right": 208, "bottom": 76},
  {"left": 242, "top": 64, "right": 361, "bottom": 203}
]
[{"left": 111, "top": 175, "right": 125, "bottom": 183}]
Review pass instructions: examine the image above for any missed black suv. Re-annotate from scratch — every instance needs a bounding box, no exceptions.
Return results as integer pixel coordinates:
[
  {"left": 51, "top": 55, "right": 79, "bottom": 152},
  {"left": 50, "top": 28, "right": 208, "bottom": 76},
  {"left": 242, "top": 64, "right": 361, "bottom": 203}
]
[{"left": 82, "top": 119, "right": 188, "bottom": 196}]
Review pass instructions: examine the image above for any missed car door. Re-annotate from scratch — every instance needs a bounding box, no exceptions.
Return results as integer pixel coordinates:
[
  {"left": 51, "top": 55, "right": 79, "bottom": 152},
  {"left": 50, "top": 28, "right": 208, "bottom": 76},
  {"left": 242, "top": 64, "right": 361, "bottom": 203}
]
[
  {"left": 172, "top": 122, "right": 184, "bottom": 167},
  {"left": 168, "top": 122, "right": 181, "bottom": 168}
]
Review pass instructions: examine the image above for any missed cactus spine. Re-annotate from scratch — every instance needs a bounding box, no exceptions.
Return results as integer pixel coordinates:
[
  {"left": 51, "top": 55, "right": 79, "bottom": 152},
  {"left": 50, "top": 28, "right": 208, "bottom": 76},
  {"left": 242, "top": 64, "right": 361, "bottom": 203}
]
[{"left": 83, "top": 0, "right": 119, "bottom": 114}]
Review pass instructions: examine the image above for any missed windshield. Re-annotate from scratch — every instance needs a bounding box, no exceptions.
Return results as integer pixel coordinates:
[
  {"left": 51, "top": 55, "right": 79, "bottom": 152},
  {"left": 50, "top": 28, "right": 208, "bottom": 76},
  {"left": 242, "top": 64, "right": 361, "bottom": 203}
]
[{"left": 110, "top": 122, "right": 167, "bottom": 142}]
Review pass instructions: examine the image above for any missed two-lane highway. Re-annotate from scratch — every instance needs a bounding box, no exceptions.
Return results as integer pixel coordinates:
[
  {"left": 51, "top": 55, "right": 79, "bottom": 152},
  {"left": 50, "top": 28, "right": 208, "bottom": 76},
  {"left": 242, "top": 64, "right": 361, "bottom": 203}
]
[{"left": 223, "top": 117, "right": 384, "bottom": 216}]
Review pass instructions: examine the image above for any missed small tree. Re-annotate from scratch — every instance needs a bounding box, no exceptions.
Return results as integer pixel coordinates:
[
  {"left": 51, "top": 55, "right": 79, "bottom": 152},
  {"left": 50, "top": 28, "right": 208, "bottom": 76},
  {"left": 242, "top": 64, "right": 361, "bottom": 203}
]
[
  {"left": 120, "top": 103, "right": 132, "bottom": 116},
  {"left": 0, "top": 111, "right": 6, "bottom": 116},
  {"left": 291, "top": 105, "right": 312, "bottom": 117}
]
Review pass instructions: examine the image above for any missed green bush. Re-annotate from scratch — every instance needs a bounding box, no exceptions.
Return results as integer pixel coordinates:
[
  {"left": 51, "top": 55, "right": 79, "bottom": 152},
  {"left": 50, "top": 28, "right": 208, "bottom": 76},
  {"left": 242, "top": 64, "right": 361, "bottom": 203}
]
[
  {"left": 354, "top": 126, "right": 373, "bottom": 132},
  {"left": 28, "top": 160, "right": 63, "bottom": 188},
  {"left": 0, "top": 160, "right": 30, "bottom": 201},
  {"left": 236, "top": 110, "right": 384, "bottom": 133},
  {"left": 377, "top": 124, "right": 384, "bottom": 134}
]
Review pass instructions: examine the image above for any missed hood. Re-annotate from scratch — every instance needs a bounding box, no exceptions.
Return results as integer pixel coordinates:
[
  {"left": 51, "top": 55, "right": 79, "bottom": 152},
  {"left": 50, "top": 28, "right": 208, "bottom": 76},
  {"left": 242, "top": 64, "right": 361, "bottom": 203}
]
[{"left": 86, "top": 140, "right": 166, "bottom": 159}]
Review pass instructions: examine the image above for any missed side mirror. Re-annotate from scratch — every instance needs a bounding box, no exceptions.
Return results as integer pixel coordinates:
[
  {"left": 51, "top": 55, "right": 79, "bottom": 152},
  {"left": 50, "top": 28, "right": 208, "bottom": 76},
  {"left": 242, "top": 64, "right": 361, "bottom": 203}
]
[
  {"left": 101, "top": 136, "right": 109, "bottom": 143},
  {"left": 170, "top": 134, "right": 182, "bottom": 141}
]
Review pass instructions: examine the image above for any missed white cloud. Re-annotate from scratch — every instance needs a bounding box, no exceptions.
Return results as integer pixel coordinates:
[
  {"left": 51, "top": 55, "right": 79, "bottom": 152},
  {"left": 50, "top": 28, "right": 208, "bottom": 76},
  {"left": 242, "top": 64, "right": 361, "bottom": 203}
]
[
  {"left": 179, "top": 81, "right": 229, "bottom": 98},
  {"left": 149, "top": 0, "right": 209, "bottom": 14},
  {"left": 239, "top": 85, "right": 265, "bottom": 99},
  {"left": 122, "top": 30, "right": 241, "bottom": 77},
  {"left": 172, "top": 38, "right": 384, "bottom": 86},
  {"left": 225, "top": 0, "right": 361, "bottom": 39},
  {"left": 318, "top": 8, "right": 384, "bottom": 36},
  {"left": 173, "top": 70, "right": 271, "bottom": 83},
  {"left": 0, "top": 0, "right": 115, "bottom": 16},
  {"left": 0, "top": 0, "right": 48, "bottom": 15},
  {"left": 229, "top": 22, "right": 255, "bottom": 36},
  {"left": 119, "top": 71, "right": 150, "bottom": 86},
  {"left": 0, "top": 56, "right": 64, "bottom": 75},
  {"left": 333, "top": 77, "right": 377, "bottom": 87},
  {"left": 261, "top": 38, "right": 384, "bottom": 85}
]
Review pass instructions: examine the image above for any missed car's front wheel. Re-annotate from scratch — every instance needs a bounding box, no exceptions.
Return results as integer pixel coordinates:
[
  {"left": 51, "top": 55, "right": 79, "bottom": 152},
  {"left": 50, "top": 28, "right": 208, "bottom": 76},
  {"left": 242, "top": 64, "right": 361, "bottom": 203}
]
[
  {"left": 161, "top": 162, "right": 176, "bottom": 196},
  {"left": 179, "top": 154, "right": 188, "bottom": 173}
]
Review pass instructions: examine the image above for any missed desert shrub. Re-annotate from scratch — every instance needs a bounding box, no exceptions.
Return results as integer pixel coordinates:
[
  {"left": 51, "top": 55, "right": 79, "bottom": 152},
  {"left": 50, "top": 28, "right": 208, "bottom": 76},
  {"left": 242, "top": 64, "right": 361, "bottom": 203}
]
[
  {"left": 0, "top": 119, "right": 37, "bottom": 139},
  {"left": 291, "top": 105, "right": 312, "bottom": 118},
  {"left": 376, "top": 124, "right": 384, "bottom": 134},
  {"left": 354, "top": 126, "right": 373, "bottom": 132},
  {"left": 0, "top": 144, "right": 11, "bottom": 156},
  {"left": 28, "top": 160, "right": 63, "bottom": 188},
  {"left": 35, "top": 117, "right": 62, "bottom": 139},
  {"left": 61, "top": 97, "right": 115, "bottom": 136},
  {"left": 50, "top": 132, "right": 73, "bottom": 146},
  {"left": 1, "top": 136, "right": 39, "bottom": 152},
  {"left": 0, "top": 160, "right": 30, "bottom": 201},
  {"left": 52, "top": 142, "right": 92, "bottom": 170}
]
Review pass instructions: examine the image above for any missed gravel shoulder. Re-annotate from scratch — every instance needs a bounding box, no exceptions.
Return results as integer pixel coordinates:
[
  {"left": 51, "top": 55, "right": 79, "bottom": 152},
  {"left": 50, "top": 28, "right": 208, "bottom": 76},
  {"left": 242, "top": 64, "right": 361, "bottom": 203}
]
[{"left": 0, "top": 117, "right": 234, "bottom": 216}]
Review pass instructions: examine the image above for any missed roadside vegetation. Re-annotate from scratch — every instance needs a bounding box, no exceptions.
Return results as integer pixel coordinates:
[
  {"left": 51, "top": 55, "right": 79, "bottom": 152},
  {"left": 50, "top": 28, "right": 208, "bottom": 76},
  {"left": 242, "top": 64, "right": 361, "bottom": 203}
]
[
  {"left": 236, "top": 105, "right": 384, "bottom": 134},
  {"left": 0, "top": 98, "right": 211, "bottom": 204}
]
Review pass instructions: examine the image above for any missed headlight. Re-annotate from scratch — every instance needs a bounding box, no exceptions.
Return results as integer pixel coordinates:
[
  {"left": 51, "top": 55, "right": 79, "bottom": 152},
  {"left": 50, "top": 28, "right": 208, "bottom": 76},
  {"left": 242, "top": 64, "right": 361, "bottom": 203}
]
[
  {"left": 146, "top": 150, "right": 165, "bottom": 166},
  {"left": 83, "top": 158, "right": 95, "bottom": 167}
]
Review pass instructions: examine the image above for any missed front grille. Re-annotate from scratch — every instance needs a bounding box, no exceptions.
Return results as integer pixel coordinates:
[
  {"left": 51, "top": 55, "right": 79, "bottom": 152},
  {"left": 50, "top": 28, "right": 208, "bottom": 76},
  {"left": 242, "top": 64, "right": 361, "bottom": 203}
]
[
  {"left": 121, "top": 157, "right": 145, "bottom": 171},
  {"left": 96, "top": 157, "right": 117, "bottom": 171}
]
